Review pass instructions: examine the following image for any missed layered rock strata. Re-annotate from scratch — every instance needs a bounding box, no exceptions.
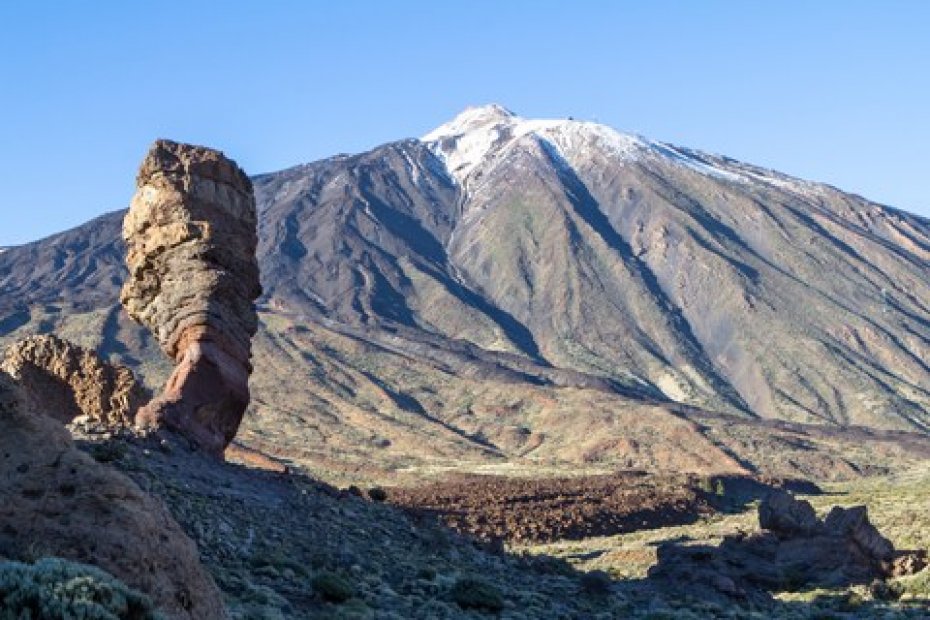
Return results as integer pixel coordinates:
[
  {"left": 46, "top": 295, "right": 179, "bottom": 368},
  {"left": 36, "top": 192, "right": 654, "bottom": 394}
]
[
  {"left": 121, "top": 140, "right": 261, "bottom": 455},
  {"left": 0, "top": 371, "right": 227, "bottom": 619},
  {"left": 1, "top": 334, "right": 146, "bottom": 426}
]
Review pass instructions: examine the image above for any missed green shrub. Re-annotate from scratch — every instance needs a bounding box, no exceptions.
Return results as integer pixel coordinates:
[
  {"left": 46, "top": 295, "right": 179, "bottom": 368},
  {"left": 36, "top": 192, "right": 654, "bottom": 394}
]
[
  {"left": 836, "top": 590, "right": 864, "bottom": 611},
  {"left": 88, "top": 442, "right": 127, "bottom": 463},
  {"left": 696, "top": 477, "right": 714, "bottom": 494},
  {"left": 0, "top": 557, "right": 161, "bottom": 619},
  {"left": 450, "top": 577, "right": 504, "bottom": 612},
  {"left": 896, "top": 567, "right": 930, "bottom": 597},
  {"left": 579, "top": 570, "right": 612, "bottom": 597},
  {"left": 312, "top": 571, "right": 353, "bottom": 604},
  {"left": 249, "top": 550, "right": 307, "bottom": 578},
  {"left": 869, "top": 578, "right": 903, "bottom": 601},
  {"left": 781, "top": 564, "right": 809, "bottom": 592},
  {"left": 367, "top": 487, "right": 388, "bottom": 502}
]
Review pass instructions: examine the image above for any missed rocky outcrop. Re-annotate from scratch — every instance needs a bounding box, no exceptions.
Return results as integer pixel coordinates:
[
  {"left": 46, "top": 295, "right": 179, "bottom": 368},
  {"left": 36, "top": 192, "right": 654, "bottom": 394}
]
[
  {"left": 757, "top": 487, "right": 820, "bottom": 536},
  {"left": 649, "top": 490, "right": 926, "bottom": 602},
  {"left": 1, "top": 334, "right": 146, "bottom": 426},
  {"left": 0, "top": 371, "right": 227, "bottom": 619},
  {"left": 121, "top": 140, "right": 261, "bottom": 456}
]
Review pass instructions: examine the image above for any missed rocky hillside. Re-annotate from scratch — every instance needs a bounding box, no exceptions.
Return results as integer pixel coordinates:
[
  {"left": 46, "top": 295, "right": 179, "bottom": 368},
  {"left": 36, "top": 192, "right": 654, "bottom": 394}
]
[{"left": 3, "top": 105, "right": 930, "bottom": 480}]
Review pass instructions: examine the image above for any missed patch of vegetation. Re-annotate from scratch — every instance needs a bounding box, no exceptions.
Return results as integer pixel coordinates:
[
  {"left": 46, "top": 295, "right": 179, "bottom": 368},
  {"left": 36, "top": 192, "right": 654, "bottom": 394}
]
[
  {"left": 869, "top": 579, "right": 903, "bottom": 601},
  {"left": 578, "top": 569, "right": 612, "bottom": 597},
  {"left": 87, "top": 441, "right": 128, "bottom": 463},
  {"left": 0, "top": 557, "right": 161, "bottom": 619},
  {"left": 896, "top": 567, "right": 930, "bottom": 598},
  {"left": 781, "top": 564, "right": 810, "bottom": 593},
  {"left": 367, "top": 487, "right": 387, "bottom": 502},
  {"left": 449, "top": 576, "right": 505, "bottom": 612},
  {"left": 249, "top": 549, "right": 308, "bottom": 578},
  {"left": 312, "top": 571, "right": 354, "bottom": 604},
  {"left": 835, "top": 590, "right": 864, "bottom": 612}
]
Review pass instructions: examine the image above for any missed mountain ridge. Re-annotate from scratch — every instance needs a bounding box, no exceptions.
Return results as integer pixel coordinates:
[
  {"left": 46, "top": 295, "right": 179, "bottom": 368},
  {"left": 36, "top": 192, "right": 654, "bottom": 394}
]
[{"left": 2, "top": 106, "right": 930, "bottom": 481}]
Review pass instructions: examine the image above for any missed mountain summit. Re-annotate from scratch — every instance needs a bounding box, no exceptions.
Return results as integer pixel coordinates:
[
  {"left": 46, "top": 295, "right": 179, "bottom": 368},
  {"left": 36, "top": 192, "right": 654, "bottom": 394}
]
[
  {"left": 422, "top": 104, "right": 644, "bottom": 191},
  {"left": 2, "top": 105, "right": 930, "bottom": 478},
  {"left": 420, "top": 104, "right": 820, "bottom": 195}
]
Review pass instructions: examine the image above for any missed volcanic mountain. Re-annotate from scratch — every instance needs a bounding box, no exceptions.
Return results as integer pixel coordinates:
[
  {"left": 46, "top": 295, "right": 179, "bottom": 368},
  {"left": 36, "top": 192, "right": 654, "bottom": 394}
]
[{"left": 2, "top": 105, "right": 930, "bottom": 481}]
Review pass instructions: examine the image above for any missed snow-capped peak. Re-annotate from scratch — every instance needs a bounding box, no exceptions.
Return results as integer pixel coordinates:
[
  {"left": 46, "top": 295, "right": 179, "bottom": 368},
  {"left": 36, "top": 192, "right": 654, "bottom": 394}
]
[
  {"left": 421, "top": 105, "right": 645, "bottom": 190},
  {"left": 421, "top": 104, "right": 516, "bottom": 143},
  {"left": 421, "top": 105, "right": 823, "bottom": 199}
]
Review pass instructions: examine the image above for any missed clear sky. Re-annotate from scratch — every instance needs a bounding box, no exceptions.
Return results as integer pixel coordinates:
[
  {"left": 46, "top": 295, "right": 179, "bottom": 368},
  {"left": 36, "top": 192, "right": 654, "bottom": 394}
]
[{"left": 1, "top": 1, "right": 928, "bottom": 246}]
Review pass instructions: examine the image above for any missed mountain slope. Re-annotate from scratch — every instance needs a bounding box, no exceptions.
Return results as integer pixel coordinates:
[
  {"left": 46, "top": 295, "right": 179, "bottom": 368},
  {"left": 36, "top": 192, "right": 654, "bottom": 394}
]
[
  {"left": 252, "top": 105, "right": 930, "bottom": 431},
  {"left": 2, "top": 105, "right": 930, "bottom": 480}
]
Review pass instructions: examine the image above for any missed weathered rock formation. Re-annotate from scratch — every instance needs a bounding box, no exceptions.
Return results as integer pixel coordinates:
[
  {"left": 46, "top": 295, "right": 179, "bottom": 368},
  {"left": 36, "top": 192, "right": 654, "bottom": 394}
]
[
  {"left": 1, "top": 334, "right": 146, "bottom": 426},
  {"left": 121, "top": 140, "right": 261, "bottom": 456},
  {"left": 649, "top": 489, "right": 927, "bottom": 603},
  {"left": 757, "top": 486, "right": 820, "bottom": 536},
  {"left": 0, "top": 371, "right": 227, "bottom": 619}
]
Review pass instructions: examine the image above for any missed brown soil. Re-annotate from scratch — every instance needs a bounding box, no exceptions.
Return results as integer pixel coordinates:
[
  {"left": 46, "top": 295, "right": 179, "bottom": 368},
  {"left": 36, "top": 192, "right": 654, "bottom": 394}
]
[
  {"left": 388, "top": 471, "right": 724, "bottom": 544},
  {"left": 225, "top": 441, "right": 289, "bottom": 473}
]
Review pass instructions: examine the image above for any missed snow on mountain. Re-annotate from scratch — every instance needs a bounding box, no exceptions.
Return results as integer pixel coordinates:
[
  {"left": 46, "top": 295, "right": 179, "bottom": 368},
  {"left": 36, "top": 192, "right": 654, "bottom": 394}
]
[
  {"left": 421, "top": 104, "right": 645, "bottom": 190},
  {"left": 421, "top": 104, "right": 819, "bottom": 198}
]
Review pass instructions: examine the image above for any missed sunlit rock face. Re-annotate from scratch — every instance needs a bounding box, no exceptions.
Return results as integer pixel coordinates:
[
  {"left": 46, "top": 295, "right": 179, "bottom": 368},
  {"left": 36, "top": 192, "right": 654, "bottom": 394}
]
[
  {"left": 1, "top": 333, "right": 146, "bottom": 426},
  {"left": 121, "top": 139, "right": 261, "bottom": 456}
]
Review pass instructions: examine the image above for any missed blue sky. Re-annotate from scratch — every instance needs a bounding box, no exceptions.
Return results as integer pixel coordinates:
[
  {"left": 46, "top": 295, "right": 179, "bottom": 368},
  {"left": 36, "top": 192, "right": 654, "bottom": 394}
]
[{"left": 1, "top": 1, "right": 928, "bottom": 245}]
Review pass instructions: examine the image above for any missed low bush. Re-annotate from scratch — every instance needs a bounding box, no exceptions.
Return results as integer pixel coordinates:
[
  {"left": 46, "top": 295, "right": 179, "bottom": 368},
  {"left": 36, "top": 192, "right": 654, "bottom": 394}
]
[
  {"left": 312, "top": 571, "right": 353, "bottom": 603},
  {"left": 896, "top": 567, "right": 930, "bottom": 598},
  {"left": 449, "top": 576, "right": 504, "bottom": 612},
  {"left": 88, "top": 442, "right": 127, "bottom": 463},
  {"left": 869, "top": 578, "right": 903, "bottom": 601},
  {"left": 367, "top": 487, "right": 388, "bottom": 502},
  {"left": 0, "top": 557, "right": 160, "bottom": 619},
  {"left": 579, "top": 570, "right": 612, "bottom": 597}
]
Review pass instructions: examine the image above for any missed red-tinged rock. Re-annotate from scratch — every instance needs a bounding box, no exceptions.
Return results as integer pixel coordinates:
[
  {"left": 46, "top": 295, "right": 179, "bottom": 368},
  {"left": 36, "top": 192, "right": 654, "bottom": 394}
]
[
  {"left": 1, "top": 334, "right": 147, "bottom": 427},
  {"left": 121, "top": 140, "right": 261, "bottom": 456},
  {"left": 0, "top": 371, "right": 226, "bottom": 619}
]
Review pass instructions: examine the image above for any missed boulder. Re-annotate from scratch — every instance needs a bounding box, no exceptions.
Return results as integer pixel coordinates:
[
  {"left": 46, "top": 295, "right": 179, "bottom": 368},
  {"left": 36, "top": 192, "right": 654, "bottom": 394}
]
[
  {"left": 650, "top": 489, "right": 915, "bottom": 604},
  {"left": 121, "top": 140, "right": 261, "bottom": 456},
  {"left": 1, "top": 334, "right": 147, "bottom": 426},
  {"left": 822, "top": 505, "right": 894, "bottom": 561},
  {"left": 758, "top": 488, "right": 820, "bottom": 536},
  {"left": 0, "top": 371, "right": 226, "bottom": 619}
]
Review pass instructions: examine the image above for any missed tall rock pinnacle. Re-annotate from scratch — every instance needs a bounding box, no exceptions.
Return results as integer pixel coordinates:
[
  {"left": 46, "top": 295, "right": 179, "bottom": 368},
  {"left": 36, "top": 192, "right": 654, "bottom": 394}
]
[{"left": 121, "top": 140, "right": 262, "bottom": 456}]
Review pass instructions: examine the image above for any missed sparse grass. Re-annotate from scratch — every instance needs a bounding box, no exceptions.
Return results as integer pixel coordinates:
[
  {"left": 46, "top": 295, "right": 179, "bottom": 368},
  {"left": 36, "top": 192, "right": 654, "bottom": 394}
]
[
  {"left": 521, "top": 506, "right": 759, "bottom": 579},
  {"left": 896, "top": 568, "right": 930, "bottom": 598},
  {"left": 801, "top": 462, "right": 930, "bottom": 552},
  {"left": 515, "top": 463, "right": 930, "bottom": 618}
]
